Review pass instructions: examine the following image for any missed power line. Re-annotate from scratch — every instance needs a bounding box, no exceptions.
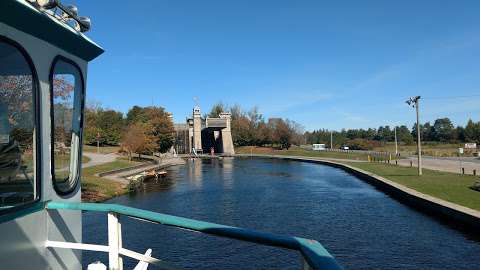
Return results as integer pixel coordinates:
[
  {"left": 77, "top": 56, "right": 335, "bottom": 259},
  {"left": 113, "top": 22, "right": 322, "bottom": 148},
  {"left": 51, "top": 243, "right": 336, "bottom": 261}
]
[{"left": 422, "top": 94, "right": 480, "bottom": 100}]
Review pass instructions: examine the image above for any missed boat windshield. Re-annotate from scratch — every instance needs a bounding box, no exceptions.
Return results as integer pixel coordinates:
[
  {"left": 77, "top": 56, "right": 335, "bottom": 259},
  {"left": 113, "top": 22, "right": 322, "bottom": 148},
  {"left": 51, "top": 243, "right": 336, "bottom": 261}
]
[{"left": 0, "top": 38, "right": 38, "bottom": 209}]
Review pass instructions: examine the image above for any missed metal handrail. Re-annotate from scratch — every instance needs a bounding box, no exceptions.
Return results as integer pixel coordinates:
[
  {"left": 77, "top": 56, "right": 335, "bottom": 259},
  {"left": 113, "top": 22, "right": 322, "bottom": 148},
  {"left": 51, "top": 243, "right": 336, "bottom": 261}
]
[{"left": 46, "top": 201, "right": 343, "bottom": 270}]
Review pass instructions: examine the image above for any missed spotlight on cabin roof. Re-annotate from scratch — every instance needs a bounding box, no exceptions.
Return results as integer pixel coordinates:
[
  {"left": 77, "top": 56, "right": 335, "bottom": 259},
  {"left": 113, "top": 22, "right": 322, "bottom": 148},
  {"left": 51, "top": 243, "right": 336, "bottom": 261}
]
[
  {"left": 25, "top": 0, "right": 92, "bottom": 33},
  {"left": 77, "top": 16, "right": 91, "bottom": 32},
  {"left": 65, "top": 4, "right": 78, "bottom": 16},
  {"left": 36, "top": 0, "right": 57, "bottom": 9}
]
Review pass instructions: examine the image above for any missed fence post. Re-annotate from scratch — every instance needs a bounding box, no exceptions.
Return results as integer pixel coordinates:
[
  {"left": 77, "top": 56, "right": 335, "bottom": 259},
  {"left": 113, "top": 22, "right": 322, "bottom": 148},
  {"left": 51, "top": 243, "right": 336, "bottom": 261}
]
[
  {"left": 410, "top": 160, "right": 413, "bottom": 167},
  {"left": 108, "top": 212, "right": 123, "bottom": 270},
  {"left": 462, "top": 168, "right": 465, "bottom": 175},
  {"left": 474, "top": 169, "right": 477, "bottom": 176}
]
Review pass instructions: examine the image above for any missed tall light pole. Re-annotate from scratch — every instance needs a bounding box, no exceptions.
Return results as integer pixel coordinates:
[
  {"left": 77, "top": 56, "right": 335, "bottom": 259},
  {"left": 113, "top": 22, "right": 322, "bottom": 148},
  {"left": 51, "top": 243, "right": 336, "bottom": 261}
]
[
  {"left": 330, "top": 130, "right": 333, "bottom": 149},
  {"left": 394, "top": 126, "right": 398, "bottom": 156},
  {"left": 406, "top": 96, "right": 422, "bottom": 176}
]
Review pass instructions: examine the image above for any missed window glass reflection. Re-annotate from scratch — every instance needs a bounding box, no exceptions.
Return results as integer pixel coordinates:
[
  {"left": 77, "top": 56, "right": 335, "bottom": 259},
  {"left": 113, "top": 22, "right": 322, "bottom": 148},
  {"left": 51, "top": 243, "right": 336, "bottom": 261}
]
[
  {"left": 0, "top": 41, "right": 37, "bottom": 209},
  {"left": 51, "top": 59, "right": 83, "bottom": 194}
]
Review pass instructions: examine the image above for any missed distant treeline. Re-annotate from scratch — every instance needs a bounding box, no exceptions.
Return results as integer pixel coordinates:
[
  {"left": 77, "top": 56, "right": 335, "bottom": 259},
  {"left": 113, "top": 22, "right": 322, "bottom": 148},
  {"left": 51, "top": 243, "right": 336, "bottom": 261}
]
[
  {"left": 84, "top": 102, "right": 174, "bottom": 157},
  {"left": 305, "top": 117, "right": 480, "bottom": 149},
  {"left": 207, "top": 103, "right": 304, "bottom": 149}
]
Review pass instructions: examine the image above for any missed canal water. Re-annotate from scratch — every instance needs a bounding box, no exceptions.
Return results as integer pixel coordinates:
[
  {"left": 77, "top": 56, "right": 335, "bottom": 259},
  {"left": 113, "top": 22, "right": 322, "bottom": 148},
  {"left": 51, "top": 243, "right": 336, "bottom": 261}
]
[{"left": 83, "top": 157, "right": 480, "bottom": 269}]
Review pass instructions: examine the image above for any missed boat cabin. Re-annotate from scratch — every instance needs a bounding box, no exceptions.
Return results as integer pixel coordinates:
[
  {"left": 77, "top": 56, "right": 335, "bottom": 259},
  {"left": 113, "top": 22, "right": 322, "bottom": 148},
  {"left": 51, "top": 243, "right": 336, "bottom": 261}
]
[{"left": 1, "top": 0, "right": 102, "bottom": 269}]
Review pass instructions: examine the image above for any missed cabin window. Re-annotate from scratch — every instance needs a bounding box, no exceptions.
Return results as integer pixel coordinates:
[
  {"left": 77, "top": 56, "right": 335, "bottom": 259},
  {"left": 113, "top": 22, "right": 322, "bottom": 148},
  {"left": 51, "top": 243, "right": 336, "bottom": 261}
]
[
  {"left": 0, "top": 38, "right": 39, "bottom": 210},
  {"left": 51, "top": 57, "right": 84, "bottom": 195}
]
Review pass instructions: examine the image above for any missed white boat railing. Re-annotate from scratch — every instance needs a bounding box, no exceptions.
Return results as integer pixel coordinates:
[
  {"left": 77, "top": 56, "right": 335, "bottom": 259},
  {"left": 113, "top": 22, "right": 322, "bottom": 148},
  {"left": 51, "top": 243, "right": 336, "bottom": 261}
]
[{"left": 46, "top": 212, "right": 182, "bottom": 270}]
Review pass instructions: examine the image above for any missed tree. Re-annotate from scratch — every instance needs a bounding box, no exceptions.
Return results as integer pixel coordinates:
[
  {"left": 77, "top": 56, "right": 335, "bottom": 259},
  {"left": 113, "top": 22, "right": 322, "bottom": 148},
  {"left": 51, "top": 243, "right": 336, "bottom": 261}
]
[
  {"left": 121, "top": 123, "right": 148, "bottom": 160},
  {"left": 83, "top": 106, "right": 124, "bottom": 146},
  {"left": 270, "top": 118, "right": 293, "bottom": 149},
  {"left": 96, "top": 110, "right": 124, "bottom": 145},
  {"left": 148, "top": 113, "right": 175, "bottom": 153},
  {"left": 208, "top": 102, "right": 225, "bottom": 118},
  {"left": 126, "top": 105, "right": 148, "bottom": 124},
  {"left": 126, "top": 106, "right": 175, "bottom": 154},
  {"left": 432, "top": 118, "right": 455, "bottom": 142},
  {"left": 256, "top": 122, "right": 273, "bottom": 146},
  {"left": 396, "top": 125, "right": 414, "bottom": 145},
  {"left": 412, "top": 122, "right": 434, "bottom": 142},
  {"left": 231, "top": 116, "right": 254, "bottom": 146},
  {"left": 229, "top": 104, "right": 243, "bottom": 120},
  {"left": 464, "top": 119, "right": 480, "bottom": 143}
]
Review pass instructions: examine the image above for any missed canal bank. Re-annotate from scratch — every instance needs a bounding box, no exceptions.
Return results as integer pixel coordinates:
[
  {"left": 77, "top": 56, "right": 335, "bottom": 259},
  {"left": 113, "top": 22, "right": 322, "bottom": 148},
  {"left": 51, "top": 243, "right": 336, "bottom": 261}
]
[
  {"left": 237, "top": 154, "right": 480, "bottom": 231},
  {"left": 82, "top": 156, "right": 186, "bottom": 202}
]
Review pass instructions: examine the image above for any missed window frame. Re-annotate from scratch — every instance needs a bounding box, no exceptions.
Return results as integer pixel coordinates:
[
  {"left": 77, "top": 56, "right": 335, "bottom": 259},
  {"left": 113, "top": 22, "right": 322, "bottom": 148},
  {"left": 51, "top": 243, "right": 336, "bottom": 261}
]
[
  {"left": 49, "top": 55, "right": 85, "bottom": 196},
  {"left": 0, "top": 35, "right": 41, "bottom": 215}
]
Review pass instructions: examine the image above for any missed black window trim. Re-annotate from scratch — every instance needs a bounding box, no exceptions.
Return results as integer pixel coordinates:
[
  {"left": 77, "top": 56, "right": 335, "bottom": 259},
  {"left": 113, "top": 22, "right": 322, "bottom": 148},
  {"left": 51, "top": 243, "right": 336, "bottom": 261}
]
[
  {"left": 0, "top": 35, "right": 42, "bottom": 215},
  {"left": 49, "top": 55, "right": 85, "bottom": 196}
]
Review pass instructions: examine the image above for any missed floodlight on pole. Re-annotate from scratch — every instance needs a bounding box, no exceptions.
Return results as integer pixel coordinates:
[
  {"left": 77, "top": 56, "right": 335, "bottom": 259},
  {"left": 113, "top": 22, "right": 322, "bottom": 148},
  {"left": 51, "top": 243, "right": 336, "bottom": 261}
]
[
  {"left": 406, "top": 96, "right": 422, "bottom": 176},
  {"left": 394, "top": 126, "right": 398, "bottom": 156}
]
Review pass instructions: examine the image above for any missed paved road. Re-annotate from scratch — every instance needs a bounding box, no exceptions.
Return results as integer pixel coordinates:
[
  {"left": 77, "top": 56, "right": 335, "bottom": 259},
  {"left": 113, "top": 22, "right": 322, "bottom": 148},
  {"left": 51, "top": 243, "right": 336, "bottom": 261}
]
[
  {"left": 398, "top": 156, "right": 480, "bottom": 175},
  {"left": 82, "top": 152, "right": 118, "bottom": 168}
]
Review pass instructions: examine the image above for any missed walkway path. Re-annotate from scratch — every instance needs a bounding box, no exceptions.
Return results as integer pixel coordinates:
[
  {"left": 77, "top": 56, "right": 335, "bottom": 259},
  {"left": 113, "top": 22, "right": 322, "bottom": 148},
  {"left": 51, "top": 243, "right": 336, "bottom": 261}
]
[
  {"left": 82, "top": 152, "right": 118, "bottom": 168},
  {"left": 102, "top": 157, "right": 185, "bottom": 184}
]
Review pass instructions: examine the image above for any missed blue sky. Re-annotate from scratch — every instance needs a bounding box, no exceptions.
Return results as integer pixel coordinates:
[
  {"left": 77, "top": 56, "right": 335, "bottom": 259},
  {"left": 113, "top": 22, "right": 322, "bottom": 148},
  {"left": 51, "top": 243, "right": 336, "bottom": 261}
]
[{"left": 77, "top": 0, "right": 480, "bottom": 131}]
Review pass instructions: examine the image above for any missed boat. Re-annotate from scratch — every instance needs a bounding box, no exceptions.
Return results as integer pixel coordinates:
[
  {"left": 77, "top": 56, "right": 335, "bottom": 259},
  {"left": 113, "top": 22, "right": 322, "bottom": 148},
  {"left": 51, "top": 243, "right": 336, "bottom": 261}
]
[{"left": 0, "top": 1, "right": 342, "bottom": 269}]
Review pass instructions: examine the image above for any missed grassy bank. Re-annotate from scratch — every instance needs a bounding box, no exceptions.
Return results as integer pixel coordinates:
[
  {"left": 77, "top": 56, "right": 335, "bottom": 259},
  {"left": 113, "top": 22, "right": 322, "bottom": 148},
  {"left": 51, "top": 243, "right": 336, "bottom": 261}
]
[
  {"left": 346, "top": 162, "right": 480, "bottom": 211},
  {"left": 81, "top": 159, "right": 139, "bottom": 202},
  {"left": 373, "top": 142, "right": 477, "bottom": 157},
  {"left": 236, "top": 146, "right": 371, "bottom": 161}
]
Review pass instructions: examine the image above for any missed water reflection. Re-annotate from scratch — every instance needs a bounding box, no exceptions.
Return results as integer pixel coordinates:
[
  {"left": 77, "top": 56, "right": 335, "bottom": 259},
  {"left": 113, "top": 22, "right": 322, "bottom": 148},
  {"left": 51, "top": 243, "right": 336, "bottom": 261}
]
[
  {"left": 187, "top": 158, "right": 203, "bottom": 187},
  {"left": 222, "top": 157, "right": 234, "bottom": 190}
]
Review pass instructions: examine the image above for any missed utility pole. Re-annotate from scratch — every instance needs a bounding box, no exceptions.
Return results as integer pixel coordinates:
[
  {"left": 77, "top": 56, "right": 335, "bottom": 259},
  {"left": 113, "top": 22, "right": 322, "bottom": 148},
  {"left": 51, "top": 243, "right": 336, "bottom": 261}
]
[
  {"left": 96, "top": 132, "right": 100, "bottom": 154},
  {"left": 330, "top": 130, "right": 333, "bottom": 149},
  {"left": 394, "top": 126, "right": 398, "bottom": 156},
  {"left": 406, "top": 96, "right": 422, "bottom": 176}
]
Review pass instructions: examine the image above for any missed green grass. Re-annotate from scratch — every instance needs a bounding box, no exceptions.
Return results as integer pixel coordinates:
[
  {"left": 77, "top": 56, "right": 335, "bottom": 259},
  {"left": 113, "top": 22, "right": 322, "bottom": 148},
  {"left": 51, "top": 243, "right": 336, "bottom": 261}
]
[
  {"left": 346, "top": 162, "right": 480, "bottom": 211},
  {"left": 236, "top": 146, "right": 371, "bottom": 161},
  {"left": 81, "top": 159, "right": 139, "bottom": 202},
  {"left": 373, "top": 142, "right": 477, "bottom": 157},
  {"left": 21, "top": 153, "right": 91, "bottom": 173}
]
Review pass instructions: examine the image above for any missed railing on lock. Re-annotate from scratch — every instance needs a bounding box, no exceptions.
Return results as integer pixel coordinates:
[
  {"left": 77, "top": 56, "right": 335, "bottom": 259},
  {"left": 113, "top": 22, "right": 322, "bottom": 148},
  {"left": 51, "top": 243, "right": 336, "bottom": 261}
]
[{"left": 46, "top": 201, "right": 343, "bottom": 270}]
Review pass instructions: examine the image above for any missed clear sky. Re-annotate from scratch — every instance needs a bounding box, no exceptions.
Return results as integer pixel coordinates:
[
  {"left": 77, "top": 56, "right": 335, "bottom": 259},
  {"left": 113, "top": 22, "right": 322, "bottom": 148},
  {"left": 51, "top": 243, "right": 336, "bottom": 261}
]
[{"left": 77, "top": 0, "right": 480, "bottom": 131}]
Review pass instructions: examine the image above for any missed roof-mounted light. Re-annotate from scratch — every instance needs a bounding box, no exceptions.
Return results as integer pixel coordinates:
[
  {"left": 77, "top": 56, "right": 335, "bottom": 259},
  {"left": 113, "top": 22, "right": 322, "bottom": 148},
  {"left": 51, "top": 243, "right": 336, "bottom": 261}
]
[
  {"left": 36, "top": 0, "right": 58, "bottom": 9},
  {"left": 25, "top": 0, "right": 92, "bottom": 33},
  {"left": 64, "top": 4, "right": 78, "bottom": 17},
  {"left": 77, "top": 16, "right": 91, "bottom": 32}
]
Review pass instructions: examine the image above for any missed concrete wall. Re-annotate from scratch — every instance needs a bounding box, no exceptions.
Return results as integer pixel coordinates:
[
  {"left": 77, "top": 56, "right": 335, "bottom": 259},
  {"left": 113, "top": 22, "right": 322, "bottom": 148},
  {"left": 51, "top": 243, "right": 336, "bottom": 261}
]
[
  {"left": 219, "top": 112, "right": 235, "bottom": 155},
  {"left": 192, "top": 107, "right": 202, "bottom": 152}
]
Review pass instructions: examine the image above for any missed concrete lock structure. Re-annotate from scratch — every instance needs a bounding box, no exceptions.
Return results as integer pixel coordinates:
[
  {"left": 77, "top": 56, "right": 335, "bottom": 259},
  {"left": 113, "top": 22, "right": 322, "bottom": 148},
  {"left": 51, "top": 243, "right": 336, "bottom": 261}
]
[{"left": 174, "top": 106, "right": 235, "bottom": 155}]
